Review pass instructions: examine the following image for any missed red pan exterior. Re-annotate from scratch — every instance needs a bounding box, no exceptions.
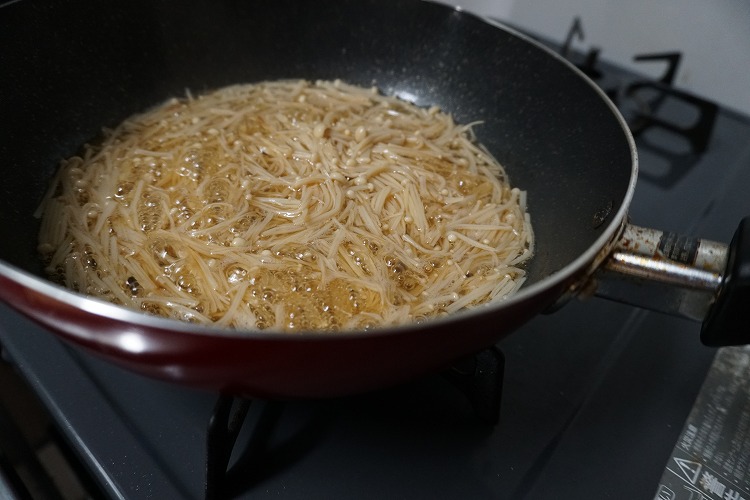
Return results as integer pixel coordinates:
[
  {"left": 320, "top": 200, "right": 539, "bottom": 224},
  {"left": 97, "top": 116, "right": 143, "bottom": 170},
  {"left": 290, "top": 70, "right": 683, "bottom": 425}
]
[{"left": 0, "top": 268, "right": 573, "bottom": 398}]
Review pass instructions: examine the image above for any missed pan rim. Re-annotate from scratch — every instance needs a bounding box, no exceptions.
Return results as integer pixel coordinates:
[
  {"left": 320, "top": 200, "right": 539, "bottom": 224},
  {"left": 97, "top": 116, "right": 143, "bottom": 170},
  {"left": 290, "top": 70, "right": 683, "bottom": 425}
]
[{"left": 0, "top": 2, "right": 639, "bottom": 342}]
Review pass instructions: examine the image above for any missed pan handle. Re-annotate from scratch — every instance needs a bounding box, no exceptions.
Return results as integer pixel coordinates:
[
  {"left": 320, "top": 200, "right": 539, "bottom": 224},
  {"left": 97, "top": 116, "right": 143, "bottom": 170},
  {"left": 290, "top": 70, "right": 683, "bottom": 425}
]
[
  {"left": 593, "top": 217, "right": 750, "bottom": 346},
  {"left": 701, "top": 217, "right": 750, "bottom": 346}
]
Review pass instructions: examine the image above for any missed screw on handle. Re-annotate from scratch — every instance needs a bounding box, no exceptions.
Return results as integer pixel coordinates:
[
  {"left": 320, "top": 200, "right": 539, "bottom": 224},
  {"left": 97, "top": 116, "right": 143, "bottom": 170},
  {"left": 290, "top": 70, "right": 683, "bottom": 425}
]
[{"left": 701, "top": 217, "right": 750, "bottom": 346}]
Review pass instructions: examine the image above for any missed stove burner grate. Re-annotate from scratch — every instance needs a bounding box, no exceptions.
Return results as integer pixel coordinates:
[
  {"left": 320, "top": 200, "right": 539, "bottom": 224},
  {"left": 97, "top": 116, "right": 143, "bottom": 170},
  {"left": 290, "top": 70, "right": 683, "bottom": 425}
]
[{"left": 203, "top": 347, "right": 505, "bottom": 499}]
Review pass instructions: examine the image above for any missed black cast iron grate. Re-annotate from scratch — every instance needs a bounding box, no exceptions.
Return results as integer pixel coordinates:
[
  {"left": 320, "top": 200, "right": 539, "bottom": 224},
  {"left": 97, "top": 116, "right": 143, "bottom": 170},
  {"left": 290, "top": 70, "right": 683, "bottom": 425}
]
[{"left": 203, "top": 347, "right": 505, "bottom": 499}]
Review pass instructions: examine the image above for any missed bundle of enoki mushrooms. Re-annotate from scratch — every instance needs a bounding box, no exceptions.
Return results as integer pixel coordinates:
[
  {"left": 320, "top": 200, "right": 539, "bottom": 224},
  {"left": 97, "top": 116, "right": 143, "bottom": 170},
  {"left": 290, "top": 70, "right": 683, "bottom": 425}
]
[{"left": 37, "top": 79, "right": 533, "bottom": 332}]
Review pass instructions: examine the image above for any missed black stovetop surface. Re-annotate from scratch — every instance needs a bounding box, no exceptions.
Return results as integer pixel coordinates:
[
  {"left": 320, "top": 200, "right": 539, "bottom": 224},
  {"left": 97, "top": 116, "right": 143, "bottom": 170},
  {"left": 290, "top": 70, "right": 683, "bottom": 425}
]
[{"left": 1, "top": 44, "right": 750, "bottom": 500}]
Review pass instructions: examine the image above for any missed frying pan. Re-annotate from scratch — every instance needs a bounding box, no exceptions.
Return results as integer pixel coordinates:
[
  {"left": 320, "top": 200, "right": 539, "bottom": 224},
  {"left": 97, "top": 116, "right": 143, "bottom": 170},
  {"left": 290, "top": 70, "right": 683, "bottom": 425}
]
[{"left": 0, "top": 0, "right": 747, "bottom": 399}]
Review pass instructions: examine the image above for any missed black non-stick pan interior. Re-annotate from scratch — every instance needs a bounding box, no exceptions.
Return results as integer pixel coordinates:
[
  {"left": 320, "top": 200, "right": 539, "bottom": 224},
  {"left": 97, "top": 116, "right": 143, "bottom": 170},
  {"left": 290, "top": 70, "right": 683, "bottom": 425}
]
[{"left": 0, "top": 0, "right": 633, "bottom": 290}]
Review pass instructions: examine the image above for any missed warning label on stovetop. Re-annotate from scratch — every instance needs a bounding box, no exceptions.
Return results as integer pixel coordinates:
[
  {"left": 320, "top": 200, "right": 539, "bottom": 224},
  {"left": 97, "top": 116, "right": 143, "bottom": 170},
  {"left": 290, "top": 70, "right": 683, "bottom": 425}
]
[{"left": 655, "top": 346, "right": 750, "bottom": 500}]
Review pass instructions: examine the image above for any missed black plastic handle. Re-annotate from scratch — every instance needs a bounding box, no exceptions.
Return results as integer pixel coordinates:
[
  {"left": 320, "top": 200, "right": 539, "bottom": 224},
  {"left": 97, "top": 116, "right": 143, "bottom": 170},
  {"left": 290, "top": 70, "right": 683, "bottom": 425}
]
[{"left": 701, "top": 217, "right": 750, "bottom": 346}]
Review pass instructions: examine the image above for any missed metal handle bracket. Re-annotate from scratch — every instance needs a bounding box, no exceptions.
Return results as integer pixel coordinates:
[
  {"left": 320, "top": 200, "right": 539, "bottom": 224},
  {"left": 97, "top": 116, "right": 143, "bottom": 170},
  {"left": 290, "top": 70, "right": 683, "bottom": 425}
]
[{"left": 594, "top": 224, "right": 727, "bottom": 322}]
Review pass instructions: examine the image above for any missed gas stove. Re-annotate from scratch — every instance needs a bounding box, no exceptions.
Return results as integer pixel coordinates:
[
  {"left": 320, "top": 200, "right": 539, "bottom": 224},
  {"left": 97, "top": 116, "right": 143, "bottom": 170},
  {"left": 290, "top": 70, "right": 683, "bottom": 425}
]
[{"left": 1, "top": 16, "right": 750, "bottom": 500}]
